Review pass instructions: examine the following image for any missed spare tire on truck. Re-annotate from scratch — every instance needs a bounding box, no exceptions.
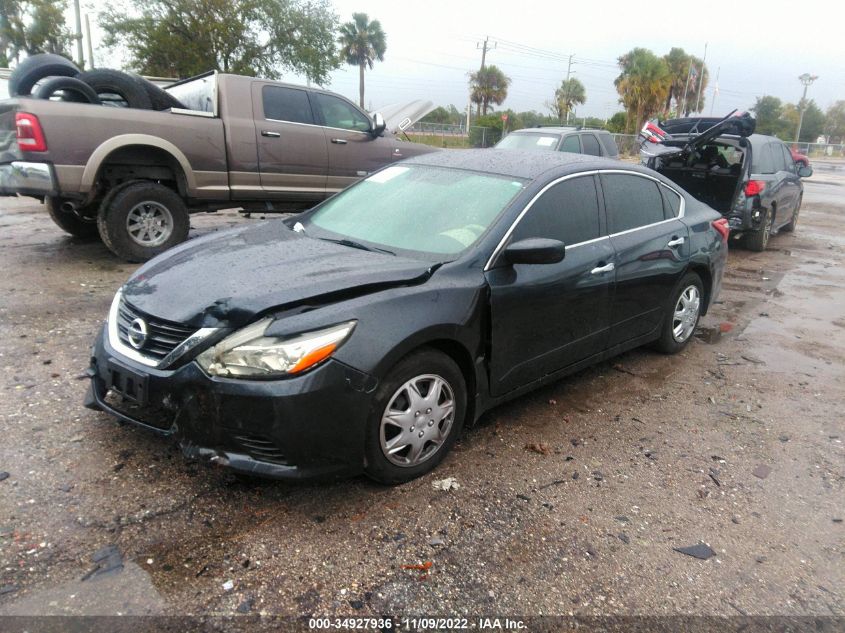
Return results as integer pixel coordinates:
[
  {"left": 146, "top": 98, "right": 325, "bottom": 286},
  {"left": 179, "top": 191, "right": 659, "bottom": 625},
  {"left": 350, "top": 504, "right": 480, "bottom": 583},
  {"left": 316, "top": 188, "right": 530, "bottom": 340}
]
[
  {"left": 129, "top": 74, "right": 186, "bottom": 110},
  {"left": 76, "top": 69, "right": 153, "bottom": 110},
  {"left": 34, "top": 76, "right": 102, "bottom": 104},
  {"left": 8, "top": 53, "right": 80, "bottom": 97}
]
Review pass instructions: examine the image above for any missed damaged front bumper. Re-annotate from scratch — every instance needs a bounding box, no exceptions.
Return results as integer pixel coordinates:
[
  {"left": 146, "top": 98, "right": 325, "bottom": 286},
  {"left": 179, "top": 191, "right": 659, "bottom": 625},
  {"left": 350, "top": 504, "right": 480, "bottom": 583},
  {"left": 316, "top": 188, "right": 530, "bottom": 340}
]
[{"left": 84, "top": 326, "right": 377, "bottom": 480}]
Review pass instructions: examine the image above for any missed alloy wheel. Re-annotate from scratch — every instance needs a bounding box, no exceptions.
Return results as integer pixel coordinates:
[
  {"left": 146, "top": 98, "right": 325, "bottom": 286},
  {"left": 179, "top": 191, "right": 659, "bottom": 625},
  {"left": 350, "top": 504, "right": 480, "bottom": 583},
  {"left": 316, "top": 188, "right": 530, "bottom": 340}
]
[
  {"left": 672, "top": 285, "right": 701, "bottom": 343},
  {"left": 126, "top": 201, "right": 174, "bottom": 247},
  {"left": 379, "top": 374, "right": 455, "bottom": 467}
]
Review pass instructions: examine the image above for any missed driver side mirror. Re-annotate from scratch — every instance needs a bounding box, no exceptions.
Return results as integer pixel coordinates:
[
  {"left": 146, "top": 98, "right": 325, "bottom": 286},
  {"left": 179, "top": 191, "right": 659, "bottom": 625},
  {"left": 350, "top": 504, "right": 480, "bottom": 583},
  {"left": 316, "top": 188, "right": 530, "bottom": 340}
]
[
  {"left": 371, "top": 112, "right": 386, "bottom": 137},
  {"left": 504, "top": 238, "right": 566, "bottom": 265},
  {"left": 797, "top": 164, "right": 812, "bottom": 178}
]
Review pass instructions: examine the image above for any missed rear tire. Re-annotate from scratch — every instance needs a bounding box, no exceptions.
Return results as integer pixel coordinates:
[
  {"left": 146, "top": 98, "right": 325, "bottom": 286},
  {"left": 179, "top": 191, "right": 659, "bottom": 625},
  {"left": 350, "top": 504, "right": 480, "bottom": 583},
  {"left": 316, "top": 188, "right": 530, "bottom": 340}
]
[
  {"left": 46, "top": 197, "right": 99, "bottom": 240},
  {"left": 8, "top": 53, "right": 80, "bottom": 96},
  {"left": 364, "top": 349, "right": 466, "bottom": 485},
  {"left": 744, "top": 207, "right": 772, "bottom": 252},
  {"left": 97, "top": 182, "right": 189, "bottom": 262},
  {"left": 654, "top": 272, "right": 703, "bottom": 354},
  {"left": 34, "top": 76, "right": 101, "bottom": 104},
  {"left": 77, "top": 69, "right": 153, "bottom": 110},
  {"left": 132, "top": 75, "right": 186, "bottom": 110}
]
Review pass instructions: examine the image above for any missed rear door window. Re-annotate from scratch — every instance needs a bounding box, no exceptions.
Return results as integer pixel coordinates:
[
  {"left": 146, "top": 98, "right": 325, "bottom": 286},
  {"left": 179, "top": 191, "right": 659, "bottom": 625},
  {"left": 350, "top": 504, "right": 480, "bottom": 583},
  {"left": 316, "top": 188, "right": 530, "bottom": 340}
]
[
  {"left": 262, "top": 85, "right": 314, "bottom": 124},
  {"left": 580, "top": 134, "right": 602, "bottom": 156},
  {"left": 601, "top": 174, "right": 665, "bottom": 233},
  {"left": 512, "top": 175, "right": 601, "bottom": 246},
  {"left": 752, "top": 142, "right": 776, "bottom": 174},
  {"left": 560, "top": 135, "right": 581, "bottom": 153}
]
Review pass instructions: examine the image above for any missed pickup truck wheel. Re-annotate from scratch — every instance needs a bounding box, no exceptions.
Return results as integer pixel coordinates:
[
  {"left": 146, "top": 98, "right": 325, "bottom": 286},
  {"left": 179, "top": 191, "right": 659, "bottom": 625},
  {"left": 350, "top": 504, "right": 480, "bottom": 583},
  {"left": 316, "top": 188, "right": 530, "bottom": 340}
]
[
  {"left": 46, "top": 198, "right": 99, "bottom": 240},
  {"left": 34, "top": 76, "right": 101, "bottom": 104},
  {"left": 77, "top": 70, "right": 153, "bottom": 110},
  {"left": 744, "top": 207, "right": 772, "bottom": 251},
  {"left": 8, "top": 53, "right": 80, "bottom": 96},
  {"left": 98, "top": 182, "right": 189, "bottom": 262},
  {"left": 653, "top": 272, "right": 703, "bottom": 354}
]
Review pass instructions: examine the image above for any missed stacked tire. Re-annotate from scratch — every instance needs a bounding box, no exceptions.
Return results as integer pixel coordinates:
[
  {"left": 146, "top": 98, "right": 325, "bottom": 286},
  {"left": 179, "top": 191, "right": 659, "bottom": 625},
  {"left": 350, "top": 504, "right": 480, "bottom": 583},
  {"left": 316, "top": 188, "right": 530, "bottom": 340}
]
[{"left": 8, "top": 53, "right": 184, "bottom": 111}]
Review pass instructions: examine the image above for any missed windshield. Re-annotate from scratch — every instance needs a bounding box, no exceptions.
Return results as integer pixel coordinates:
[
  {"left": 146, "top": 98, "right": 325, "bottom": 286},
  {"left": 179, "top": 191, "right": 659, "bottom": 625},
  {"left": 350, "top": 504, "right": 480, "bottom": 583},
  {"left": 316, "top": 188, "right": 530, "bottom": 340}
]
[
  {"left": 496, "top": 133, "right": 561, "bottom": 151},
  {"left": 301, "top": 165, "right": 526, "bottom": 260}
]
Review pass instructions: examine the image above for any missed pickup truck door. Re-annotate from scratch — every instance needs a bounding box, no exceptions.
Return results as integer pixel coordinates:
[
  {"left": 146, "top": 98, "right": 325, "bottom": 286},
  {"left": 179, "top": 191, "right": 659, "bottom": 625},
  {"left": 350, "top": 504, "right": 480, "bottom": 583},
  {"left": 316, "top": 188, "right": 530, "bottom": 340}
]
[
  {"left": 252, "top": 82, "right": 328, "bottom": 201},
  {"left": 309, "top": 92, "right": 394, "bottom": 194}
]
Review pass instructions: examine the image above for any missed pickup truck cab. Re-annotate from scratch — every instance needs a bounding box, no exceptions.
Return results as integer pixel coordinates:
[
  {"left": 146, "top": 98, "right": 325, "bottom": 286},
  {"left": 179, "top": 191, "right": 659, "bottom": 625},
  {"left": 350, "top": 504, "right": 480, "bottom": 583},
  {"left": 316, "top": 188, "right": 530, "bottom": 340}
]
[{"left": 0, "top": 72, "right": 435, "bottom": 261}]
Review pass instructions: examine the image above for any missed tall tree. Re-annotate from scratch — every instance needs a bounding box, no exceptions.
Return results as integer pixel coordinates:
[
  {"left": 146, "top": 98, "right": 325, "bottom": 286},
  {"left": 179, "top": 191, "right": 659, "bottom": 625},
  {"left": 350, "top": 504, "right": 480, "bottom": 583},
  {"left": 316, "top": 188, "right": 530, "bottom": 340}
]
[
  {"left": 100, "top": 0, "right": 339, "bottom": 83},
  {"left": 337, "top": 12, "right": 386, "bottom": 109},
  {"left": 614, "top": 48, "right": 671, "bottom": 134},
  {"left": 662, "top": 48, "right": 708, "bottom": 116},
  {"left": 824, "top": 100, "right": 845, "bottom": 142},
  {"left": 469, "top": 65, "right": 510, "bottom": 116},
  {"left": 0, "top": 0, "right": 71, "bottom": 63},
  {"left": 551, "top": 77, "right": 586, "bottom": 123},
  {"left": 784, "top": 99, "right": 825, "bottom": 142},
  {"left": 752, "top": 95, "right": 786, "bottom": 137}
]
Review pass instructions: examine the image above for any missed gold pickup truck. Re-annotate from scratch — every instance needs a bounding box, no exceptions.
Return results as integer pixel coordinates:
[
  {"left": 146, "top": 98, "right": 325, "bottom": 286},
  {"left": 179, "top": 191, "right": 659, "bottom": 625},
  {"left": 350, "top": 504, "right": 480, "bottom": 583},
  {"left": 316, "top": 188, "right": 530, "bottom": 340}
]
[{"left": 0, "top": 71, "right": 435, "bottom": 261}]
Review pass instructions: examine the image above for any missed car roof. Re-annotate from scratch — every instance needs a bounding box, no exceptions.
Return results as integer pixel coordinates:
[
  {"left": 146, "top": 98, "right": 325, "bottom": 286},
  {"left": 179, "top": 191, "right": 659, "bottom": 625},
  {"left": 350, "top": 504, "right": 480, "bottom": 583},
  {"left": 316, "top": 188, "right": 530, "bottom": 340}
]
[
  {"left": 405, "top": 148, "right": 635, "bottom": 180},
  {"left": 509, "top": 127, "right": 609, "bottom": 135}
]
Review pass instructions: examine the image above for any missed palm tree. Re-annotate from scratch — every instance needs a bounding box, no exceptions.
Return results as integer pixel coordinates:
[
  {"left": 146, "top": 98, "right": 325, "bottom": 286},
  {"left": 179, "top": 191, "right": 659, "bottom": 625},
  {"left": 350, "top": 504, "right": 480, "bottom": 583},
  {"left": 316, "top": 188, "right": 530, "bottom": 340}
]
[
  {"left": 338, "top": 13, "right": 386, "bottom": 109},
  {"left": 614, "top": 48, "right": 671, "bottom": 134},
  {"left": 552, "top": 77, "right": 586, "bottom": 123},
  {"left": 469, "top": 65, "right": 510, "bottom": 116}
]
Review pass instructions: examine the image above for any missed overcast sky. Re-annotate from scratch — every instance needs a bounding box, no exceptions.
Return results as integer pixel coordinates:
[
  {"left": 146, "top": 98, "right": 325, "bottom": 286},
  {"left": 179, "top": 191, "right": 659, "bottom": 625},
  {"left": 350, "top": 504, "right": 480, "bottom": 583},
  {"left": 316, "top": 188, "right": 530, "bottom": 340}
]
[{"left": 81, "top": 0, "right": 843, "bottom": 120}]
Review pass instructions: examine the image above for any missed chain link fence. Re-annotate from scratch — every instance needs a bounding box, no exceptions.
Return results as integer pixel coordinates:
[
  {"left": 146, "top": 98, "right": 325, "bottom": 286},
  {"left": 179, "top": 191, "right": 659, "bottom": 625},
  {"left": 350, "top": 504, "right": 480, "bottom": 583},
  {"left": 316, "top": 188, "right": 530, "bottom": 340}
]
[{"left": 789, "top": 142, "right": 845, "bottom": 159}]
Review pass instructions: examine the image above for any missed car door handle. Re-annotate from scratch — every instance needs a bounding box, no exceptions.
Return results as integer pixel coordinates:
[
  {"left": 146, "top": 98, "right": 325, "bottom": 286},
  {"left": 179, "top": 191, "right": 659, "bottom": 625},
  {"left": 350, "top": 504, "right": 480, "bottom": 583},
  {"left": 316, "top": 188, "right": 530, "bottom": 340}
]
[
  {"left": 590, "top": 262, "right": 615, "bottom": 275},
  {"left": 666, "top": 236, "right": 685, "bottom": 248},
  {"left": 330, "top": 138, "right": 348, "bottom": 145},
  {"left": 261, "top": 130, "right": 280, "bottom": 138}
]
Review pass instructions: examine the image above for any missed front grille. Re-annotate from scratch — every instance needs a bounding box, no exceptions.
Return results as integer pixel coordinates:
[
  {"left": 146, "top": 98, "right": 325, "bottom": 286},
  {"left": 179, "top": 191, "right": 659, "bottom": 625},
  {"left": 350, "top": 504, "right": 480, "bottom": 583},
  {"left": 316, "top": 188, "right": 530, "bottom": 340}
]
[
  {"left": 117, "top": 299, "right": 194, "bottom": 361},
  {"left": 230, "top": 433, "right": 289, "bottom": 465}
]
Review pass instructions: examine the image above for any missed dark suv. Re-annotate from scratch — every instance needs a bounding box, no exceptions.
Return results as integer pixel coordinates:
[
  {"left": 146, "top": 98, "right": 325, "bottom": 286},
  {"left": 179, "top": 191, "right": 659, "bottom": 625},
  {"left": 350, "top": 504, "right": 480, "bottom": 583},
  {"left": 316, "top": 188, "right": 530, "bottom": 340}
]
[
  {"left": 641, "top": 113, "right": 812, "bottom": 251},
  {"left": 496, "top": 127, "right": 619, "bottom": 159}
]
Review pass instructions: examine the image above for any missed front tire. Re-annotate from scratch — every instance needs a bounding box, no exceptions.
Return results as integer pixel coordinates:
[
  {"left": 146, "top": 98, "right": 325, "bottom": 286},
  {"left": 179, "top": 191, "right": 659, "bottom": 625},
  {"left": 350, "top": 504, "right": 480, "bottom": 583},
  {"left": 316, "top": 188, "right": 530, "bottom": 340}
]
[
  {"left": 654, "top": 272, "right": 703, "bottom": 354},
  {"left": 97, "top": 182, "right": 189, "bottom": 262},
  {"left": 364, "top": 349, "right": 466, "bottom": 485},
  {"left": 46, "top": 197, "right": 99, "bottom": 239}
]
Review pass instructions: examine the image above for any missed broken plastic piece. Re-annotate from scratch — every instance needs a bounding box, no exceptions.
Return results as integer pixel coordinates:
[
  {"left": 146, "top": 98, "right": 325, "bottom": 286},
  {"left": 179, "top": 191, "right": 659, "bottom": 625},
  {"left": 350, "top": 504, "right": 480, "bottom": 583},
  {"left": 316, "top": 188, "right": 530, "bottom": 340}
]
[{"left": 673, "top": 543, "right": 716, "bottom": 560}]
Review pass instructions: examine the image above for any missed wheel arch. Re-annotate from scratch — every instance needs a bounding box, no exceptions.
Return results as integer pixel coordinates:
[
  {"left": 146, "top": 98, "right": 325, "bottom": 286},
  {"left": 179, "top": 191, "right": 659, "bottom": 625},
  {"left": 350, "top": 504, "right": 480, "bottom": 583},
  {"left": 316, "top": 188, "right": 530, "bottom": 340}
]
[
  {"left": 687, "top": 262, "right": 713, "bottom": 315},
  {"left": 81, "top": 135, "right": 195, "bottom": 197}
]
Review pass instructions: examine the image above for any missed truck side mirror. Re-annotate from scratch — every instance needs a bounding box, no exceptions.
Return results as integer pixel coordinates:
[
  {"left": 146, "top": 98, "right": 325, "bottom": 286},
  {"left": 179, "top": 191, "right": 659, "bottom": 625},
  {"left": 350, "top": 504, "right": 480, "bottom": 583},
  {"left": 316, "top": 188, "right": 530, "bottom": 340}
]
[{"left": 371, "top": 112, "right": 386, "bottom": 137}]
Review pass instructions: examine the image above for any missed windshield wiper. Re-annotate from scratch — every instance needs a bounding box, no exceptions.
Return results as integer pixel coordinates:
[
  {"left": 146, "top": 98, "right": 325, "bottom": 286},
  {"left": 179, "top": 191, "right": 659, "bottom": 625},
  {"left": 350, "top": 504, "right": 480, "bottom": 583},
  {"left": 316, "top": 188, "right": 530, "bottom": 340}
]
[{"left": 318, "top": 237, "right": 395, "bottom": 256}]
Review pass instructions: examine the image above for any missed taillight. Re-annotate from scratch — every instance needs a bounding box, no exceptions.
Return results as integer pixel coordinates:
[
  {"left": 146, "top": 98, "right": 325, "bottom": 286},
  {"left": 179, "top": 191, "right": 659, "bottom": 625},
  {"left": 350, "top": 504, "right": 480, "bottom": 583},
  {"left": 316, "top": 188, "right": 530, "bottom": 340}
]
[
  {"left": 744, "top": 180, "right": 765, "bottom": 196},
  {"left": 712, "top": 218, "right": 729, "bottom": 242},
  {"left": 15, "top": 112, "right": 48, "bottom": 152}
]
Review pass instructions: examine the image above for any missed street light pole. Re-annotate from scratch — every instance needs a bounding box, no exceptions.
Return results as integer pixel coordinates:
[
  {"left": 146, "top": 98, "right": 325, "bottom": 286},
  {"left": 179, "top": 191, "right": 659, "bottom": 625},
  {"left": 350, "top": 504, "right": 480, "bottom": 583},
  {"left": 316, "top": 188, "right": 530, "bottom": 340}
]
[
  {"left": 794, "top": 73, "right": 818, "bottom": 143},
  {"left": 73, "top": 0, "right": 84, "bottom": 68}
]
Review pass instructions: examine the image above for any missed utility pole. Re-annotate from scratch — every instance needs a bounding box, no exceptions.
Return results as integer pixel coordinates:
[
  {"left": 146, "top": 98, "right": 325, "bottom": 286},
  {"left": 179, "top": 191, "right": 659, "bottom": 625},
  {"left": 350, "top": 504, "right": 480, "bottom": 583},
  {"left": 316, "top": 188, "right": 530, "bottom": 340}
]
[
  {"left": 73, "top": 0, "right": 84, "bottom": 68},
  {"left": 84, "top": 14, "right": 95, "bottom": 69},
  {"left": 680, "top": 60, "right": 694, "bottom": 116},
  {"left": 695, "top": 42, "right": 707, "bottom": 113},
  {"left": 794, "top": 73, "right": 818, "bottom": 143},
  {"left": 474, "top": 37, "right": 496, "bottom": 117},
  {"left": 563, "top": 54, "right": 575, "bottom": 125}
]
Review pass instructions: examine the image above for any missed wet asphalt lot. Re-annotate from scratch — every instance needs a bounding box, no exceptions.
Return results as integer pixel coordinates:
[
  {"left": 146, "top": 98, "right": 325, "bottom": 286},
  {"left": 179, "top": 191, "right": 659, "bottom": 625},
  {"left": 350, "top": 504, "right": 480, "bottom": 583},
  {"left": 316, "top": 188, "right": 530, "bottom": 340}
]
[{"left": 0, "top": 165, "right": 843, "bottom": 628}]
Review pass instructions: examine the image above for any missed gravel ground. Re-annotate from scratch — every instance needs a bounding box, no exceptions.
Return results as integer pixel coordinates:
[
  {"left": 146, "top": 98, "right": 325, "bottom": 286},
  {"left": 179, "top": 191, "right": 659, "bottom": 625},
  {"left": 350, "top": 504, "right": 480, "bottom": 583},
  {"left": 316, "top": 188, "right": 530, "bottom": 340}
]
[{"left": 0, "top": 169, "right": 843, "bottom": 629}]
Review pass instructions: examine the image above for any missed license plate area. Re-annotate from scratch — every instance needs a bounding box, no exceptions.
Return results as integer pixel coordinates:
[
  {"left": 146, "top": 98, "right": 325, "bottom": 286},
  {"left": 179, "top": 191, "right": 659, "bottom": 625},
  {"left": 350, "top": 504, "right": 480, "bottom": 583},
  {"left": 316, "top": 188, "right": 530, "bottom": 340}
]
[{"left": 106, "top": 359, "right": 149, "bottom": 405}]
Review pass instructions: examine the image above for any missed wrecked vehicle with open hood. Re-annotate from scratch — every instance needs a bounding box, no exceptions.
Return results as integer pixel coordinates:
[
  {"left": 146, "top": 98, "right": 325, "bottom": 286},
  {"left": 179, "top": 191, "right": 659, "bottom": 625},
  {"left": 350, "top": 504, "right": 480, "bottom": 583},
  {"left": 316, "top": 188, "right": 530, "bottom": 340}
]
[
  {"left": 85, "top": 149, "right": 728, "bottom": 484},
  {"left": 640, "top": 111, "right": 812, "bottom": 251}
]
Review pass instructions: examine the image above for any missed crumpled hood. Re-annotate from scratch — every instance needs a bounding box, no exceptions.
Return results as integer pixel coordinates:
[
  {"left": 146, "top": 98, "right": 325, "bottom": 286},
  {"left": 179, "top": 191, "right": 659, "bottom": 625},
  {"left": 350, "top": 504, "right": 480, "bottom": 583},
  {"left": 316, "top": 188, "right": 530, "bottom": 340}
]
[{"left": 122, "top": 221, "right": 434, "bottom": 329}]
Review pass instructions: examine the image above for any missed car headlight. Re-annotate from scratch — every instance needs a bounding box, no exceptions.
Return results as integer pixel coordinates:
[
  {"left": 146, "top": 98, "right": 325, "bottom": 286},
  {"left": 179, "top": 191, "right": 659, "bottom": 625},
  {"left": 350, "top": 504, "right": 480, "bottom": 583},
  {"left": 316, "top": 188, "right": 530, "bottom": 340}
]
[{"left": 196, "top": 318, "right": 356, "bottom": 378}]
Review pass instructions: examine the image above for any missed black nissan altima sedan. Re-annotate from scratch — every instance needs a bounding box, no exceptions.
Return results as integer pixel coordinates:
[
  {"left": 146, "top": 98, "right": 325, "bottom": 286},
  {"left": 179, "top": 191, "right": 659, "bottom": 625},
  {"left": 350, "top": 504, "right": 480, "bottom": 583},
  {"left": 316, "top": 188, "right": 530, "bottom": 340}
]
[{"left": 85, "top": 149, "right": 728, "bottom": 484}]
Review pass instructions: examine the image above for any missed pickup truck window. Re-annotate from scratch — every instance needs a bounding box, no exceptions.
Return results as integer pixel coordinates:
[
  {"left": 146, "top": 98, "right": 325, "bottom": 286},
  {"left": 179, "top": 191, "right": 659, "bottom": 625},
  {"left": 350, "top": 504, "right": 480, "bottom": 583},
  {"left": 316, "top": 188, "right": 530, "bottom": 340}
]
[
  {"left": 262, "top": 86, "right": 314, "bottom": 125},
  {"left": 312, "top": 92, "right": 371, "bottom": 132}
]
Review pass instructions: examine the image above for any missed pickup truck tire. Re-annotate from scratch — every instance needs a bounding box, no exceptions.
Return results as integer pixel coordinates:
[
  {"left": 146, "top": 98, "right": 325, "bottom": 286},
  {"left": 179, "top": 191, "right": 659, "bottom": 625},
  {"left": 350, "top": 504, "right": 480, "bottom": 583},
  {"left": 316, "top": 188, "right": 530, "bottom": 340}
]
[
  {"left": 133, "top": 75, "right": 186, "bottom": 111},
  {"left": 8, "top": 53, "right": 80, "bottom": 96},
  {"left": 77, "top": 70, "right": 153, "bottom": 110},
  {"left": 97, "top": 182, "right": 189, "bottom": 262},
  {"left": 34, "top": 77, "right": 101, "bottom": 104},
  {"left": 46, "top": 197, "right": 99, "bottom": 239}
]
